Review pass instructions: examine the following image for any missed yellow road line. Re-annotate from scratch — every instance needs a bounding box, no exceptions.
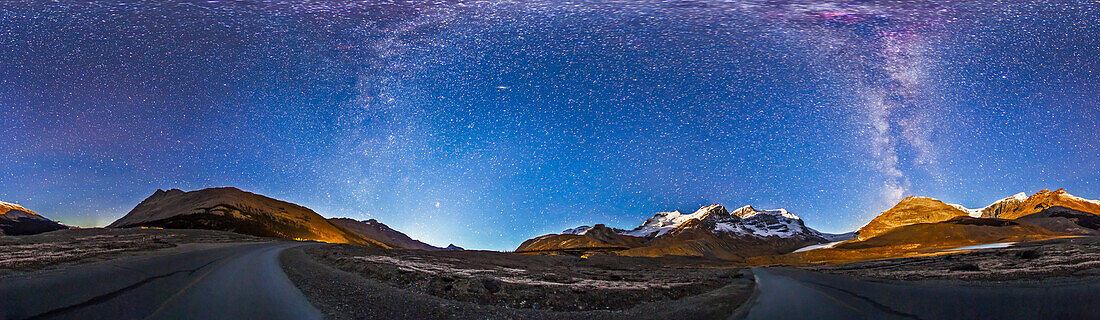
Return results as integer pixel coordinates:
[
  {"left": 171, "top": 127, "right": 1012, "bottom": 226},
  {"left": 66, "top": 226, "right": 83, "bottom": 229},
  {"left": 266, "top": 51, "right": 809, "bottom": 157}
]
[{"left": 141, "top": 250, "right": 244, "bottom": 320}]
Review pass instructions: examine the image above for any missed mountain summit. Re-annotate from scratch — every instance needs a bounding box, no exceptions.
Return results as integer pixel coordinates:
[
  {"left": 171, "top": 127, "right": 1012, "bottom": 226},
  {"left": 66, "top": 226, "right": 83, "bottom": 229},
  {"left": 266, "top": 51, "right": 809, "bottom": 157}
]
[
  {"left": 983, "top": 189, "right": 1100, "bottom": 220},
  {"left": 857, "top": 196, "right": 971, "bottom": 240},
  {"left": 1, "top": 201, "right": 69, "bottom": 236},
  {"left": 108, "top": 187, "right": 387, "bottom": 247}
]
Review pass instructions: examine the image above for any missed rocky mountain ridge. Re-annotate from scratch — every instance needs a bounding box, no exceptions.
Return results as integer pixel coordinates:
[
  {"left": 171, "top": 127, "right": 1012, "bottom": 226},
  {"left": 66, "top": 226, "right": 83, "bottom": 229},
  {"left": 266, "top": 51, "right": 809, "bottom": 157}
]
[
  {"left": 516, "top": 204, "right": 834, "bottom": 260},
  {"left": 328, "top": 218, "right": 455, "bottom": 251},
  {"left": 858, "top": 189, "right": 1100, "bottom": 240},
  {"left": 766, "top": 189, "right": 1100, "bottom": 265},
  {"left": 108, "top": 187, "right": 388, "bottom": 247},
  {"left": 1, "top": 201, "right": 69, "bottom": 236}
]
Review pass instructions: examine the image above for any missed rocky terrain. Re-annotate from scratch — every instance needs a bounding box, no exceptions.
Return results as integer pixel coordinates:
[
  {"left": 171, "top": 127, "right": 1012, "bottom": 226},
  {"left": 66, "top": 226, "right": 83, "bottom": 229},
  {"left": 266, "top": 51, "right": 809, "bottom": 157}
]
[
  {"left": 281, "top": 244, "right": 753, "bottom": 320},
  {"left": 517, "top": 205, "right": 834, "bottom": 261},
  {"left": 0, "top": 201, "right": 68, "bottom": 236},
  {"left": 108, "top": 188, "right": 388, "bottom": 247}
]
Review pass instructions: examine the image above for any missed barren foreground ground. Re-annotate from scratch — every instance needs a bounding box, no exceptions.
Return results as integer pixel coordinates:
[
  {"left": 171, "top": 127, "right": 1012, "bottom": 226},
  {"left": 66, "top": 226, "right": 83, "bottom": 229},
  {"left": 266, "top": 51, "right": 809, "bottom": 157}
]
[
  {"left": 282, "top": 244, "right": 755, "bottom": 320},
  {"left": 806, "top": 236, "right": 1100, "bottom": 281},
  {"left": 7, "top": 228, "right": 1098, "bottom": 320},
  {"left": 0, "top": 228, "right": 263, "bottom": 276}
]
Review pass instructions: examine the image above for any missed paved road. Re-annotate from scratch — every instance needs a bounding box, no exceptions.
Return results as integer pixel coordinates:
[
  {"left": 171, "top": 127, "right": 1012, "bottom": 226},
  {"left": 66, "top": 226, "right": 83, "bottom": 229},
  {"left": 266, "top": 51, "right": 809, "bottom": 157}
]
[
  {"left": 738, "top": 267, "right": 1100, "bottom": 320},
  {"left": 0, "top": 242, "right": 322, "bottom": 320}
]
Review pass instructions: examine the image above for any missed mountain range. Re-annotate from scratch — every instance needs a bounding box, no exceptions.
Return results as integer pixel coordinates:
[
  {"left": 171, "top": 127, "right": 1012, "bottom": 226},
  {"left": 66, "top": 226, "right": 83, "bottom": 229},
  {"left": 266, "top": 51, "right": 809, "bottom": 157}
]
[
  {"left": 858, "top": 189, "right": 1100, "bottom": 240},
  {"left": 517, "top": 204, "right": 847, "bottom": 260},
  {"left": 519, "top": 189, "right": 1100, "bottom": 262},
  {"left": 107, "top": 188, "right": 390, "bottom": 247},
  {"left": 754, "top": 189, "right": 1100, "bottom": 265},
  {"left": 3, "top": 187, "right": 455, "bottom": 251},
  {"left": 5, "top": 186, "right": 1098, "bottom": 265}
]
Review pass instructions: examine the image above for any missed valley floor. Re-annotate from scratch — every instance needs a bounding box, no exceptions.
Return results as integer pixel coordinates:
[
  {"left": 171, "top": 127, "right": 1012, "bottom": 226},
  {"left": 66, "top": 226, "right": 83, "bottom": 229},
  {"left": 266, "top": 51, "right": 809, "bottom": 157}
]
[{"left": 281, "top": 244, "right": 755, "bottom": 320}]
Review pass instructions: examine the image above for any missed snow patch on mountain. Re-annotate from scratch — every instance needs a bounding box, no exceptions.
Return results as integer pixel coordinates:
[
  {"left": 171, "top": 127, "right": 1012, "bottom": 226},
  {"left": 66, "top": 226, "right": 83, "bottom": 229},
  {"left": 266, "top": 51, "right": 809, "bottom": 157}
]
[
  {"left": 793, "top": 240, "right": 844, "bottom": 252},
  {"left": 948, "top": 204, "right": 984, "bottom": 218},
  {"left": 946, "top": 192, "right": 1029, "bottom": 218},
  {"left": 1064, "top": 192, "right": 1100, "bottom": 206},
  {"left": 1006, "top": 192, "right": 1029, "bottom": 202},
  {"left": 562, "top": 225, "right": 592, "bottom": 235}
]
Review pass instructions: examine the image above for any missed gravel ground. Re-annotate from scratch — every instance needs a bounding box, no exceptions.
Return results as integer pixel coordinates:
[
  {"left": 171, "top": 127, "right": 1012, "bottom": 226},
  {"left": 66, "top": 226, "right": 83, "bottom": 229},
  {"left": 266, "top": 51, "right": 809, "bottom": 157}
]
[
  {"left": 805, "top": 236, "right": 1100, "bottom": 282},
  {"left": 280, "top": 244, "right": 754, "bottom": 320},
  {"left": 0, "top": 228, "right": 264, "bottom": 276}
]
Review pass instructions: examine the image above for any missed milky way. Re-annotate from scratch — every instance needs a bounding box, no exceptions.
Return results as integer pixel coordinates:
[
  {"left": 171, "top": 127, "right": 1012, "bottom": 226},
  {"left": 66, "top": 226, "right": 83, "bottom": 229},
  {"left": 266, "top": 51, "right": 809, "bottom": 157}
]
[
  {"left": 749, "top": 0, "right": 953, "bottom": 215},
  {"left": 1, "top": 0, "right": 1097, "bottom": 249}
]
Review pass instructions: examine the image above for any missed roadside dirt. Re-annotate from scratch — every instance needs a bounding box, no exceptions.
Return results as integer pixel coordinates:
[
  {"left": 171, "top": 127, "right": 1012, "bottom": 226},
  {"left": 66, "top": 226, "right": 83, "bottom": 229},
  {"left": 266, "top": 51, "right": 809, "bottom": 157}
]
[{"left": 281, "top": 244, "right": 755, "bottom": 320}]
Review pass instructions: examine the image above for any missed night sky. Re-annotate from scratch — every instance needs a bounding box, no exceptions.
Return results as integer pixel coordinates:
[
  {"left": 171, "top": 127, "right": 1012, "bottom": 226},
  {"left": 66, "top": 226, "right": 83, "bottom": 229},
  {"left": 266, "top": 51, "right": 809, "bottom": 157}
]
[{"left": 1, "top": 0, "right": 1097, "bottom": 250}]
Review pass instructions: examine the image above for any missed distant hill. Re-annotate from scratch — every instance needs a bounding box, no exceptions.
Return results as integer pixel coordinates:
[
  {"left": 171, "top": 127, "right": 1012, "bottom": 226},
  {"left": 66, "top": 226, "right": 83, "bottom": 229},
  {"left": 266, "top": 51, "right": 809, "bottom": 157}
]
[
  {"left": 0, "top": 201, "right": 68, "bottom": 236},
  {"left": 757, "top": 189, "right": 1100, "bottom": 265},
  {"left": 516, "top": 205, "right": 836, "bottom": 260},
  {"left": 328, "top": 218, "right": 444, "bottom": 250},
  {"left": 108, "top": 187, "right": 387, "bottom": 247},
  {"left": 516, "top": 224, "right": 646, "bottom": 254},
  {"left": 857, "top": 196, "right": 970, "bottom": 240}
]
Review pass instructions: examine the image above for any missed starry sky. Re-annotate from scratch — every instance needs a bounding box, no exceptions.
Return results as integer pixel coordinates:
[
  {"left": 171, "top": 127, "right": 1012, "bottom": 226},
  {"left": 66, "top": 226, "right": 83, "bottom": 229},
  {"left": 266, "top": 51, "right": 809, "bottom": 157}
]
[{"left": 1, "top": 0, "right": 1097, "bottom": 250}]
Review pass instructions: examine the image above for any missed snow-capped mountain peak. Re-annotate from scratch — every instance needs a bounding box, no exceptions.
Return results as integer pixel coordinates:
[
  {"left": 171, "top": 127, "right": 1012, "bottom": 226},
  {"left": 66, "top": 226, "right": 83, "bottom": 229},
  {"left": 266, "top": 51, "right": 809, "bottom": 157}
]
[
  {"left": 562, "top": 225, "right": 592, "bottom": 235},
  {"left": 622, "top": 204, "right": 726, "bottom": 238},
  {"left": 619, "top": 204, "right": 820, "bottom": 240},
  {"left": 731, "top": 205, "right": 801, "bottom": 220},
  {"left": 947, "top": 204, "right": 984, "bottom": 218},
  {"left": 714, "top": 208, "right": 814, "bottom": 238},
  {"left": 1061, "top": 190, "right": 1100, "bottom": 206}
]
